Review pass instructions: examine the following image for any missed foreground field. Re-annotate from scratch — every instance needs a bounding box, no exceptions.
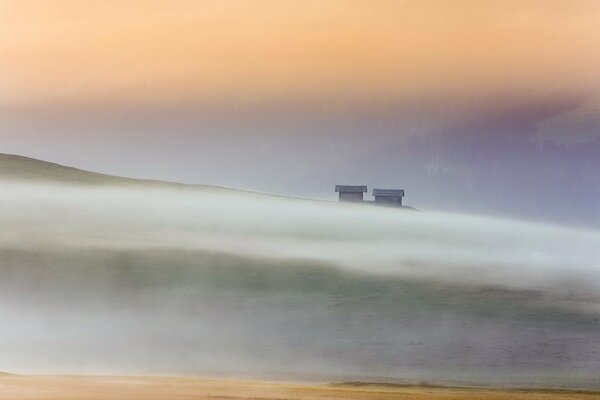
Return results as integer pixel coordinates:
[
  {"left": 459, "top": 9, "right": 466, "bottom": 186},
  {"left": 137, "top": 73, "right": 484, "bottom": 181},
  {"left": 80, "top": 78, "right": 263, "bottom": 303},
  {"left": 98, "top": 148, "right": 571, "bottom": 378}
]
[{"left": 0, "top": 376, "right": 599, "bottom": 400}]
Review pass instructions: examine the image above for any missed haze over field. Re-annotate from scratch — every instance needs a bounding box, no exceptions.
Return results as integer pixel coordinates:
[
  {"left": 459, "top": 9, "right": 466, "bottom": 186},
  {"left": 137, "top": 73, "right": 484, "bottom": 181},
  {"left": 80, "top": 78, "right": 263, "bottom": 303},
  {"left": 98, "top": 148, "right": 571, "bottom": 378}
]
[
  {"left": 1, "top": 154, "right": 599, "bottom": 388},
  {"left": 1, "top": 0, "right": 600, "bottom": 394}
]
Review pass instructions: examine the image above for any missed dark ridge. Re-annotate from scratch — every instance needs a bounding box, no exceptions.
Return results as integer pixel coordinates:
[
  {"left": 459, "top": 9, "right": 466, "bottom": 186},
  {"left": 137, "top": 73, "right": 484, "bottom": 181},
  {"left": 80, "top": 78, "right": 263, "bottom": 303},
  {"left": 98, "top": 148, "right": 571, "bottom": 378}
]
[{"left": 331, "top": 381, "right": 600, "bottom": 395}]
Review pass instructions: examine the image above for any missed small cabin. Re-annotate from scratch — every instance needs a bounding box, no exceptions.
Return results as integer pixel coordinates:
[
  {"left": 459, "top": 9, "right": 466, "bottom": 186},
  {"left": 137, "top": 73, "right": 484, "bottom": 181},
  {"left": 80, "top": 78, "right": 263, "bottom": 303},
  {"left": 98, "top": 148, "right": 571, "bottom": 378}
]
[
  {"left": 373, "top": 188, "right": 405, "bottom": 207},
  {"left": 335, "top": 185, "right": 367, "bottom": 202}
]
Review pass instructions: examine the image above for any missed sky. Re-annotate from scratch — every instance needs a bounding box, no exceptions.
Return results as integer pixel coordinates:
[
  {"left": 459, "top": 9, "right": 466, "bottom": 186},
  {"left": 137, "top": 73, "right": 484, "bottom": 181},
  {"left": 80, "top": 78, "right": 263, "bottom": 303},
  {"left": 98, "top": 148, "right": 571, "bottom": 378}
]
[
  {"left": 2, "top": 0, "right": 600, "bottom": 103},
  {"left": 1, "top": 0, "right": 599, "bottom": 226}
]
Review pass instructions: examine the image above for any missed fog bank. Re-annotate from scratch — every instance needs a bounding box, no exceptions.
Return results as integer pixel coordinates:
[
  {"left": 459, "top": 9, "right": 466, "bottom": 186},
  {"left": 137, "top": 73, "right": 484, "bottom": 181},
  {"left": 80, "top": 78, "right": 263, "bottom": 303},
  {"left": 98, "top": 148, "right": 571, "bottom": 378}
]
[
  {"left": 0, "top": 181, "right": 599, "bottom": 387},
  {"left": 2, "top": 182, "right": 599, "bottom": 297}
]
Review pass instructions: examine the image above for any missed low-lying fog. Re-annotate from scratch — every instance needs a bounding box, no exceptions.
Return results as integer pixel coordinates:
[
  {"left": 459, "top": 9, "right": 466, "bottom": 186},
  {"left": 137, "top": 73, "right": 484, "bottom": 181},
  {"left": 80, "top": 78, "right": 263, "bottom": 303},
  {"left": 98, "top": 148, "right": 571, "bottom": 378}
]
[{"left": 1, "top": 181, "right": 599, "bottom": 388}]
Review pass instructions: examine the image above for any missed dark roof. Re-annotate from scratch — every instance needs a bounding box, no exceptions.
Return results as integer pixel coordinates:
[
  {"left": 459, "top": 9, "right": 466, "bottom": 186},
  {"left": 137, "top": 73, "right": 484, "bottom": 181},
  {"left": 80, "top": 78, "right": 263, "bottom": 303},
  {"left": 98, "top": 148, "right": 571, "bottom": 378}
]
[
  {"left": 373, "top": 188, "right": 405, "bottom": 197},
  {"left": 335, "top": 185, "right": 367, "bottom": 193}
]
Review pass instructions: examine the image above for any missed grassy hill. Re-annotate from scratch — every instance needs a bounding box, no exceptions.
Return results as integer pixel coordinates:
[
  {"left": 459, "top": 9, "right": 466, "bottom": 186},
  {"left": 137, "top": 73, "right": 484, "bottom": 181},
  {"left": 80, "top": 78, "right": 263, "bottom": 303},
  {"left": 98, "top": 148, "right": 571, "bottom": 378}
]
[
  {"left": 0, "top": 153, "right": 229, "bottom": 191},
  {"left": 0, "top": 153, "right": 318, "bottom": 202}
]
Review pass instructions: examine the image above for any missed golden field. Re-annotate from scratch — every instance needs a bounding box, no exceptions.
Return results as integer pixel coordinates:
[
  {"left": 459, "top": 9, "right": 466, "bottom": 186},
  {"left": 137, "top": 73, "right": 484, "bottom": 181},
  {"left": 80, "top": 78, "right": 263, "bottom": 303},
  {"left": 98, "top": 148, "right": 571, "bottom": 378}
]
[{"left": 0, "top": 375, "right": 598, "bottom": 400}]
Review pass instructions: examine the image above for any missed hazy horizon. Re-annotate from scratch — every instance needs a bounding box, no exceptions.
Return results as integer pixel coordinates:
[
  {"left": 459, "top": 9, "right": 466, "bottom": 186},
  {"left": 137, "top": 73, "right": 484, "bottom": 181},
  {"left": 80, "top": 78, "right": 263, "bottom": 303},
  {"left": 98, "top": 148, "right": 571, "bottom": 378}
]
[{"left": 1, "top": 0, "right": 600, "bottom": 228}]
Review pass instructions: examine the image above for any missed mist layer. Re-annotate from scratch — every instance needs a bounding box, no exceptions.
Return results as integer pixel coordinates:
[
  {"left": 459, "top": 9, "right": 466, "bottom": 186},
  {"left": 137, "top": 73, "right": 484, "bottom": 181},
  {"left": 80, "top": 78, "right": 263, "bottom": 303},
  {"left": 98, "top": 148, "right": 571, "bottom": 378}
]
[{"left": 0, "top": 181, "right": 599, "bottom": 387}]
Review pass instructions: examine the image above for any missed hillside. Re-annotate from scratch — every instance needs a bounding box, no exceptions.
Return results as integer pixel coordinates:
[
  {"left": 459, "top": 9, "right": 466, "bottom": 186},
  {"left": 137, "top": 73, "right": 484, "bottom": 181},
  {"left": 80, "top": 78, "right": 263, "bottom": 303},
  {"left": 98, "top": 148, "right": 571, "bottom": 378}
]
[{"left": 0, "top": 153, "right": 226, "bottom": 191}]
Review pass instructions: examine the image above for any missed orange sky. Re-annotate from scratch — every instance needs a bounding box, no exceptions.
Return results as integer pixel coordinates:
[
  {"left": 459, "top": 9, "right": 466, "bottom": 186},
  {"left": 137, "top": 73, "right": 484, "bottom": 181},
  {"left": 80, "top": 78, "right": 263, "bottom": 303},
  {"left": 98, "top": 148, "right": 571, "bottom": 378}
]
[{"left": 1, "top": 0, "right": 599, "bottom": 105}]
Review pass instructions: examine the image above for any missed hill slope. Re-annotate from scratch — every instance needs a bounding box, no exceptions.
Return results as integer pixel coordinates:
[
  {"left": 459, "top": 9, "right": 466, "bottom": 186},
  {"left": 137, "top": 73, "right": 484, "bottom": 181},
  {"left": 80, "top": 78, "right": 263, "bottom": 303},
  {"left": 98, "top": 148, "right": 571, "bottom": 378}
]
[{"left": 0, "top": 153, "right": 226, "bottom": 190}]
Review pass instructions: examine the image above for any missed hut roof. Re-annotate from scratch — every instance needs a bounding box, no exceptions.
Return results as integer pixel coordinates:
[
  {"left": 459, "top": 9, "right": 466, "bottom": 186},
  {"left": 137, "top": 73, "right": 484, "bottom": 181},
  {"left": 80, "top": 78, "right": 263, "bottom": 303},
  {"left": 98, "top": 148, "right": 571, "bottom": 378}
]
[
  {"left": 373, "top": 188, "right": 405, "bottom": 197},
  {"left": 335, "top": 185, "right": 367, "bottom": 193}
]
